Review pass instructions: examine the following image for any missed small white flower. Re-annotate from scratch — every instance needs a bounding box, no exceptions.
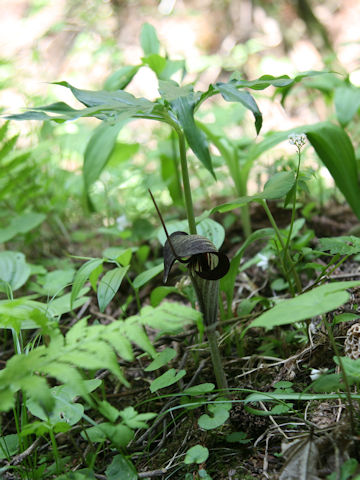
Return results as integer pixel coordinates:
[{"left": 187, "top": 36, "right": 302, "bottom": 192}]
[
  {"left": 116, "top": 214, "right": 129, "bottom": 231},
  {"left": 288, "top": 133, "right": 307, "bottom": 151},
  {"left": 257, "top": 253, "right": 269, "bottom": 270},
  {"left": 310, "top": 367, "right": 328, "bottom": 381}
]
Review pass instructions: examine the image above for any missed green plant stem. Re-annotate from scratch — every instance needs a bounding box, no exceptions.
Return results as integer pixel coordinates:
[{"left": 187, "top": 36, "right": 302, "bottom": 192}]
[
  {"left": 321, "top": 314, "right": 356, "bottom": 435},
  {"left": 49, "top": 429, "right": 61, "bottom": 475},
  {"left": 190, "top": 274, "right": 228, "bottom": 394},
  {"left": 177, "top": 131, "right": 197, "bottom": 234},
  {"left": 207, "top": 328, "right": 229, "bottom": 393},
  {"left": 260, "top": 199, "right": 302, "bottom": 295},
  {"left": 284, "top": 150, "right": 301, "bottom": 255},
  {"left": 170, "top": 130, "right": 185, "bottom": 204}
]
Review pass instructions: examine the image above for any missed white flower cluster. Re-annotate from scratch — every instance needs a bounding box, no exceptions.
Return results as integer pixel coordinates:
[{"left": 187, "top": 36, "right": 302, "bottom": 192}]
[{"left": 288, "top": 133, "right": 307, "bottom": 150}]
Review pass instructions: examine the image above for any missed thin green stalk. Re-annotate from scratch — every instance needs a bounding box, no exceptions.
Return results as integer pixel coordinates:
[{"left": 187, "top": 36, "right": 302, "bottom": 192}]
[
  {"left": 49, "top": 429, "right": 61, "bottom": 475},
  {"left": 260, "top": 199, "right": 302, "bottom": 295},
  {"left": 321, "top": 314, "right": 356, "bottom": 435},
  {"left": 207, "top": 328, "right": 229, "bottom": 392},
  {"left": 177, "top": 131, "right": 197, "bottom": 235},
  {"left": 284, "top": 149, "right": 301, "bottom": 255},
  {"left": 170, "top": 130, "right": 183, "bottom": 204}
]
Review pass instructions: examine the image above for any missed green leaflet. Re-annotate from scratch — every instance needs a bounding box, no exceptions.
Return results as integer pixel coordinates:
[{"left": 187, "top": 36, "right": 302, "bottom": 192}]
[
  {"left": 305, "top": 122, "right": 360, "bottom": 219},
  {"left": 216, "top": 82, "right": 262, "bottom": 134},
  {"left": 172, "top": 93, "right": 215, "bottom": 178},
  {"left": 249, "top": 281, "right": 360, "bottom": 331},
  {"left": 150, "top": 368, "right": 186, "bottom": 392},
  {"left": 0, "top": 251, "right": 31, "bottom": 292},
  {"left": 334, "top": 85, "right": 360, "bottom": 127},
  {"left": 140, "top": 23, "right": 160, "bottom": 56},
  {"left": 184, "top": 445, "right": 209, "bottom": 465},
  {"left": 97, "top": 266, "right": 129, "bottom": 312},
  {"left": 83, "top": 122, "right": 124, "bottom": 193},
  {"left": 71, "top": 258, "right": 104, "bottom": 309}
]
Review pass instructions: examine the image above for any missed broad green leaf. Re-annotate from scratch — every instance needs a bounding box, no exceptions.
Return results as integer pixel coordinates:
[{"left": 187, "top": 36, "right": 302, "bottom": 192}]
[
  {"left": 97, "top": 266, "right": 129, "bottom": 312},
  {"left": 132, "top": 263, "right": 164, "bottom": 289},
  {"left": 212, "top": 171, "right": 295, "bottom": 213},
  {"left": 0, "top": 251, "right": 31, "bottom": 292},
  {"left": 71, "top": 258, "right": 103, "bottom": 309},
  {"left": 198, "top": 405, "right": 230, "bottom": 430},
  {"left": 104, "top": 65, "right": 140, "bottom": 91},
  {"left": 196, "top": 218, "right": 225, "bottom": 249},
  {"left": 305, "top": 122, "right": 360, "bottom": 219},
  {"left": 150, "top": 368, "right": 186, "bottom": 392},
  {"left": 311, "top": 373, "right": 341, "bottom": 393},
  {"left": 172, "top": 94, "right": 215, "bottom": 177},
  {"left": 0, "top": 434, "right": 19, "bottom": 459},
  {"left": 184, "top": 445, "right": 209, "bottom": 465},
  {"left": 158, "top": 80, "right": 194, "bottom": 102},
  {"left": 105, "top": 454, "right": 137, "bottom": 480},
  {"left": 318, "top": 236, "right": 360, "bottom": 255},
  {"left": 217, "top": 82, "right": 262, "bottom": 134},
  {"left": 334, "top": 85, "right": 360, "bottom": 127},
  {"left": 140, "top": 23, "right": 160, "bottom": 56},
  {"left": 41, "top": 269, "right": 74, "bottom": 296},
  {"left": 10, "top": 212, "right": 46, "bottom": 233},
  {"left": 249, "top": 281, "right": 360, "bottom": 330},
  {"left": 145, "top": 348, "right": 177, "bottom": 371},
  {"left": 83, "top": 122, "right": 123, "bottom": 191},
  {"left": 0, "top": 212, "right": 46, "bottom": 242},
  {"left": 335, "top": 357, "right": 360, "bottom": 382}
]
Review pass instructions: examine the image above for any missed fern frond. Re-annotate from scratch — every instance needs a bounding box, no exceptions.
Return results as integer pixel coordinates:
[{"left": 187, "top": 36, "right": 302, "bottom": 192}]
[{"left": 0, "top": 302, "right": 200, "bottom": 412}]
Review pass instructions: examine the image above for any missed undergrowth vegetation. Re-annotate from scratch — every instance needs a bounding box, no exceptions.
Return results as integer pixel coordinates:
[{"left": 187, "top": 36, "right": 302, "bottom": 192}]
[{"left": 2, "top": 21, "right": 360, "bottom": 480}]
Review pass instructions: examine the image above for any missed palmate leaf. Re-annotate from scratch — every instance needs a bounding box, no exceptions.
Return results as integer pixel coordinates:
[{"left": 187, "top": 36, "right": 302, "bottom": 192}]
[{"left": 0, "top": 301, "right": 199, "bottom": 412}]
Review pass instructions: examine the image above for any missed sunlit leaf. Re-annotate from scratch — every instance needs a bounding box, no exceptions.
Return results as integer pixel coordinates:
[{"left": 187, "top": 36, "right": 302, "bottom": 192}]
[{"left": 140, "top": 23, "right": 160, "bottom": 56}]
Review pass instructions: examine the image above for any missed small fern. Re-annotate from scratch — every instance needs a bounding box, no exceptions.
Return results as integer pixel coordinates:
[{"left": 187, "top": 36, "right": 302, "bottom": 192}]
[{"left": 0, "top": 302, "right": 201, "bottom": 413}]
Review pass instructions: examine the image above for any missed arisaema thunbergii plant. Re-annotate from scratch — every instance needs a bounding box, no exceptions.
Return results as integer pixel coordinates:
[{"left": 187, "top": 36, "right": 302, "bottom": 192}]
[{"left": 150, "top": 190, "right": 230, "bottom": 392}]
